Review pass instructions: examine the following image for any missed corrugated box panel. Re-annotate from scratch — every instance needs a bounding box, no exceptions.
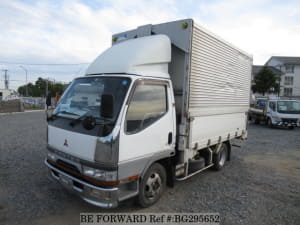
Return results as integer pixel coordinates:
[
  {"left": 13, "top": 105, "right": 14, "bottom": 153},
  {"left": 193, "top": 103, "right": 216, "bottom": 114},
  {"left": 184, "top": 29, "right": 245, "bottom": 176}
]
[{"left": 189, "top": 23, "right": 252, "bottom": 116}]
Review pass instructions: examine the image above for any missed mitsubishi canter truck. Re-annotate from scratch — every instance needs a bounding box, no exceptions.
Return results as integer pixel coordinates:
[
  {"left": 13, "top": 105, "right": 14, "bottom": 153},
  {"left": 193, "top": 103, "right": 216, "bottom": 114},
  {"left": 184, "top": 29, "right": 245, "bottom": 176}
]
[
  {"left": 45, "top": 19, "right": 252, "bottom": 208},
  {"left": 249, "top": 97, "right": 300, "bottom": 129}
]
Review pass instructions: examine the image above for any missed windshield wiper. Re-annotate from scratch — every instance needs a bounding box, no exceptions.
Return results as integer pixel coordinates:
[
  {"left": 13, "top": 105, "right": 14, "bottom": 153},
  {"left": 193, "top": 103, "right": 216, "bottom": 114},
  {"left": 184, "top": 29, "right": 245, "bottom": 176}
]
[
  {"left": 70, "top": 114, "right": 104, "bottom": 130},
  {"left": 69, "top": 113, "right": 89, "bottom": 127},
  {"left": 69, "top": 114, "right": 114, "bottom": 127},
  {"left": 55, "top": 111, "right": 81, "bottom": 117},
  {"left": 99, "top": 116, "right": 114, "bottom": 123},
  {"left": 48, "top": 111, "right": 81, "bottom": 122}
]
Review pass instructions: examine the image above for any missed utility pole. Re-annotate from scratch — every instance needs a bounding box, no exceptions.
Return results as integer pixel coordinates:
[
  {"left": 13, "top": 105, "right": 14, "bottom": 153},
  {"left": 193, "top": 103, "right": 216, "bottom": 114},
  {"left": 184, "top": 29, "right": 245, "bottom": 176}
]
[
  {"left": 46, "top": 78, "right": 48, "bottom": 97},
  {"left": 46, "top": 77, "right": 55, "bottom": 97},
  {"left": 3, "top": 69, "right": 9, "bottom": 89},
  {"left": 19, "top": 66, "right": 28, "bottom": 96}
]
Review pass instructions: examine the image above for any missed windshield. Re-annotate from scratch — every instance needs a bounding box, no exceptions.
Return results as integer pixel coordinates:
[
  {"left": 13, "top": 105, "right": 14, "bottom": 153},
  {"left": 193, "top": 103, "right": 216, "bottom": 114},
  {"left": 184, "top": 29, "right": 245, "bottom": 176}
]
[
  {"left": 53, "top": 76, "right": 131, "bottom": 121},
  {"left": 277, "top": 101, "right": 300, "bottom": 114},
  {"left": 256, "top": 99, "right": 267, "bottom": 109}
]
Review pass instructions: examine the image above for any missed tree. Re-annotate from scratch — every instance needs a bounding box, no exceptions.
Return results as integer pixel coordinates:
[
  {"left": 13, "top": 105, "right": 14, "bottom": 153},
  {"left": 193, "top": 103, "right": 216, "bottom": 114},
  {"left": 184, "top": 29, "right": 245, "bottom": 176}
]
[
  {"left": 51, "top": 83, "right": 64, "bottom": 96},
  {"left": 252, "top": 67, "right": 280, "bottom": 96},
  {"left": 17, "top": 77, "right": 65, "bottom": 97},
  {"left": 18, "top": 85, "right": 26, "bottom": 96},
  {"left": 35, "top": 77, "right": 46, "bottom": 96},
  {"left": 18, "top": 82, "right": 35, "bottom": 96}
]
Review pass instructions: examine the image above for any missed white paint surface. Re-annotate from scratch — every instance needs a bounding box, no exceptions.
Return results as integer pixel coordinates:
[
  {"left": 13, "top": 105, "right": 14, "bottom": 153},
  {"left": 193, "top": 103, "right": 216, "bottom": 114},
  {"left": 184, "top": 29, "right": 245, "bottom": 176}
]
[
  {"left": 48, "top": 125, "right": 97, "bottom": 162},
  {"left": 85, "top": 35, "right": 171, "bottom": 78}
]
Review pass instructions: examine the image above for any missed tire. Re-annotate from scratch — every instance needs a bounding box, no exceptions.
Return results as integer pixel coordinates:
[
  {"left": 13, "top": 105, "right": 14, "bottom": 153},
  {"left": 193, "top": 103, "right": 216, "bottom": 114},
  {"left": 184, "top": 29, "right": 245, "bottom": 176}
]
[
  {"left": 288, "top": 126, "right": 295, "bottom": 130},
  {"left": 267, "top": 118, "right": 273, "bottom": 128},
  {"left": 138, "top": 163, "right": 166, "bottom": 207},
  {"left": 212, "top": 144, "right": 228, "bottom": 170}
]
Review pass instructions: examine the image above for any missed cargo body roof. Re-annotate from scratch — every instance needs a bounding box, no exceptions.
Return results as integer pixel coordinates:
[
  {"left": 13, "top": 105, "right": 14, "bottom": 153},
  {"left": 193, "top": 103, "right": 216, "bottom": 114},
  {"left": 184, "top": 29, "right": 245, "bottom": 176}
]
[{"left": 85, "top": 35, "right": 171, "bottom": 78}]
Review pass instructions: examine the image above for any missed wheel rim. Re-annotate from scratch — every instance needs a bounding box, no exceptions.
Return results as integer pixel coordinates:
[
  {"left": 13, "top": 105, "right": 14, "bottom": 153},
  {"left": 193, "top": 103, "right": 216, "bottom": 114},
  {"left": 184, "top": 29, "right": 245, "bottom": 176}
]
[
  {"left": 145, "top": 172, "right": 162, "bottom": 200},
  {"left": 219, "top": 147, "right": 227, "bottom": 166}
]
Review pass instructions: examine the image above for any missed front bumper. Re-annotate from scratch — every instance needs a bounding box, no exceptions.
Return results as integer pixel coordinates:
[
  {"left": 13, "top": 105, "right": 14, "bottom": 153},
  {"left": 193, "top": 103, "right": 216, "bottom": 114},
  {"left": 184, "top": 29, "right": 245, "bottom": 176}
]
[
  {"left": 273, "top": 121, "right": 300, "bottom": 127},
  {"left": 45, "top": 160, "right": 119, "bottom": 208}
]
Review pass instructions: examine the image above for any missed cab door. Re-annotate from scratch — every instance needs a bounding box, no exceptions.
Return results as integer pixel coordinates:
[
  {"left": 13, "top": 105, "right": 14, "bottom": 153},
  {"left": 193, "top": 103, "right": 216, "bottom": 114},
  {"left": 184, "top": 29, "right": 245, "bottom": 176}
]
[
  {"left": 267, "top": 101, "right": 276, "bottom": 117},
  {"left": 118, "top": 79, "right": 175, "bottom": 163}
]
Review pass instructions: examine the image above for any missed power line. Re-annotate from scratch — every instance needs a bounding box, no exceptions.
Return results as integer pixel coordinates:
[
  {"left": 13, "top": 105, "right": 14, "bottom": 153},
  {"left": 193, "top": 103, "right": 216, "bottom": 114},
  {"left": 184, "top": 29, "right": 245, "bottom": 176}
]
[{"left": 0, "top": 60, "right": 89, "bottom": 66}]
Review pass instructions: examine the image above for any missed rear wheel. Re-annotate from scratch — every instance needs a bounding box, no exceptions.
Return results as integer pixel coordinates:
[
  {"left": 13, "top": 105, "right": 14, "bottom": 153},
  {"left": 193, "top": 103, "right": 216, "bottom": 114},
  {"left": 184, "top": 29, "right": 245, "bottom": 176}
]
[
  {"left": 138, "top": 163, "right": 166, "bottom": 207},
  {"left": 212, "top": 144, "right": 228, "bottom": 170},
  {"left": 254, "top": 118, "right": 260, "bottom": 124}
]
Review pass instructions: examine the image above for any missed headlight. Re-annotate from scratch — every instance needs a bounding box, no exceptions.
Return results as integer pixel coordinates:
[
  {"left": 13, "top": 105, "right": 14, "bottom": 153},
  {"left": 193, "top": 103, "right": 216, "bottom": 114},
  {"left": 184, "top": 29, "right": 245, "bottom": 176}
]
[
  {"left": 47, "top": 152, "right": 56, "bottom": 161},
  {"left": 82, "top": 166, "right": 117, "bottom": 181},
  {"left": 272, "top": 116, "right": 281, "bottom": 122}
]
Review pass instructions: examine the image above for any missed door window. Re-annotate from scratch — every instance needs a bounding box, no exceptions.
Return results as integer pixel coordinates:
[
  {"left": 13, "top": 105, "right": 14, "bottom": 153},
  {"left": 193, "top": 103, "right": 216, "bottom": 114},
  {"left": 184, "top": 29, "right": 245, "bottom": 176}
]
[
  {"left": 269, "top": 102, "right": 276, "bottom": 111},
  {"left": 126, "top": 83, "right": 168, "bottom": 134}
]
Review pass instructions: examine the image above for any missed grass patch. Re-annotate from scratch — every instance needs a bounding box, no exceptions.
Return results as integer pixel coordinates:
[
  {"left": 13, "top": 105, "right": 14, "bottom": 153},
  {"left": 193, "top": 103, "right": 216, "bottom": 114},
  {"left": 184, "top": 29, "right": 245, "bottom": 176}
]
[{"left": 24, "top": 106, "right": 44, "bottom": 110}]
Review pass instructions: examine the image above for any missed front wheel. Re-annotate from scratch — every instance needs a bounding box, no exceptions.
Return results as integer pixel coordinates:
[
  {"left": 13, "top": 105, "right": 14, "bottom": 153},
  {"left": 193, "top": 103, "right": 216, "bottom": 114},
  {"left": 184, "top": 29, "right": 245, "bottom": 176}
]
[
  {"left": 138, "top": 163, "right": 166, "bottom": 207},
  {"left": 267, "top": 118, "right": 273, "bottom": 128}
]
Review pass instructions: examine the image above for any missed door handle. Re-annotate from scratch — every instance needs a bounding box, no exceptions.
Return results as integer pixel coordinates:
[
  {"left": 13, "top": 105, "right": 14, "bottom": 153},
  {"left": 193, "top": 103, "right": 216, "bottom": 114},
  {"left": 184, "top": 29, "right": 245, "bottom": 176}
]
[{"left": 168, "top": 132, "right": 172, "bottom": 145}]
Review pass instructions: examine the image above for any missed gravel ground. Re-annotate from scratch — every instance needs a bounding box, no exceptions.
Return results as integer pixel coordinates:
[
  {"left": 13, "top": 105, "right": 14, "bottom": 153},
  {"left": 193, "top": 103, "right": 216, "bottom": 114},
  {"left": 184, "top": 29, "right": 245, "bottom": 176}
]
[{"left": 0, "top": 111, "right": 299, "bottom": 225}]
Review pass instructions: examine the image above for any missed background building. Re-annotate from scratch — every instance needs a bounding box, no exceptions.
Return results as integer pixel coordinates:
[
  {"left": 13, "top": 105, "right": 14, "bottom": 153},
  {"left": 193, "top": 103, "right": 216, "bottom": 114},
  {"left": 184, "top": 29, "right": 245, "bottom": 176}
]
[
  {"left": 265, "top": 56, "right": 300, "bottom": 97},
  {"left": 0, "top": 88, "right": 15, "bottom": 101}
]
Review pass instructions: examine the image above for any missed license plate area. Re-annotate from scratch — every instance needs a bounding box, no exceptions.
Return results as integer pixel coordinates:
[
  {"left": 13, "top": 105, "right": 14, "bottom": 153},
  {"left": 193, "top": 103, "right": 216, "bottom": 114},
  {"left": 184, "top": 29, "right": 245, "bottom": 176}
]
[{"left": 59, "top": 174, "right": 73, "bottom": 188}]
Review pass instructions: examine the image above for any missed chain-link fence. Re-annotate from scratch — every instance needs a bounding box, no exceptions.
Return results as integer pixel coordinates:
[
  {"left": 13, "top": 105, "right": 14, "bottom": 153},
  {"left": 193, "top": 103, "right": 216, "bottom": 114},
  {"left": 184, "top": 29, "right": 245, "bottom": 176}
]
[{"left": 21, "top": 97, "right": 47, "bottom": 108}]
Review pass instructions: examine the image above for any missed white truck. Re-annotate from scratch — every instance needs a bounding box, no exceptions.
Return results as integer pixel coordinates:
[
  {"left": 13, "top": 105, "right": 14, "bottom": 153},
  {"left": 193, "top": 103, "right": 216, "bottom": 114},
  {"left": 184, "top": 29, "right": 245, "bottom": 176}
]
[
  {"left": 45, "top": 19, "right": 252, "bottom": 208},
  {"left": 249, "top": 98, "right": 300, "bottom": 129}
]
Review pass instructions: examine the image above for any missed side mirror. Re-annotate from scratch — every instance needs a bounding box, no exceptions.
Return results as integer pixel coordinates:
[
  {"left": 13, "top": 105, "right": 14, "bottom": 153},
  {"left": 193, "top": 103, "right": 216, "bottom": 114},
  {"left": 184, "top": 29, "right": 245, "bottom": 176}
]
[{"left": 101, "top": 94, "right": 114, "bottom": 118}]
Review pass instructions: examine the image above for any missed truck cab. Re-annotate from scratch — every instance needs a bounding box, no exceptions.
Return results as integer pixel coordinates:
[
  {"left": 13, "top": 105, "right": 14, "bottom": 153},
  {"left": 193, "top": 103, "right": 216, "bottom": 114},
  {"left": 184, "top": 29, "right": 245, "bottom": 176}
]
[
  {"left": 265, "top": 99, "right": 300, "bottom": 128},
  {"left": 249, "top": 98, "right": 300, "bottom": 128},
  {"left": 46, "top": 35, "right": 176, "bottom": 208}
]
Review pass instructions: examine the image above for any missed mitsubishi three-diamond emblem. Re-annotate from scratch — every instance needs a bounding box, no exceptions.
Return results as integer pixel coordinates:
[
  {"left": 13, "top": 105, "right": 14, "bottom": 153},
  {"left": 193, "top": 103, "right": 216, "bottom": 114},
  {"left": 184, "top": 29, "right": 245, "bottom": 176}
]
[{"left": 63, "top": 139, "right": 68, "bottom": 147}]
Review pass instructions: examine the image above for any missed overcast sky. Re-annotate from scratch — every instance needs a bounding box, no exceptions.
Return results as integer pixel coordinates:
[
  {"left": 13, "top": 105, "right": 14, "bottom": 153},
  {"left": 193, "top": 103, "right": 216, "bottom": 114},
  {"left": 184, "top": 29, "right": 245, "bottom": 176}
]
[{"left": 1, "top": 0, "right": 299, "bottom": 90}]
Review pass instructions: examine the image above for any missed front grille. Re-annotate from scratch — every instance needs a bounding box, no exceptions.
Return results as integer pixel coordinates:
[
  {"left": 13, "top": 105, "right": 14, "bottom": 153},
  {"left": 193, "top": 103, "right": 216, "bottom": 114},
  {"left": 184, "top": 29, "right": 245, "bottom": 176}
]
[
  {"left": 282, "top": 118, "right": 298, "bottom": 123},
  {"left": 56, "top": 159, "right": 80, "bottom": 174},
  {"left": 47, "top": 159, "right": 117, "bottom": 188}
]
